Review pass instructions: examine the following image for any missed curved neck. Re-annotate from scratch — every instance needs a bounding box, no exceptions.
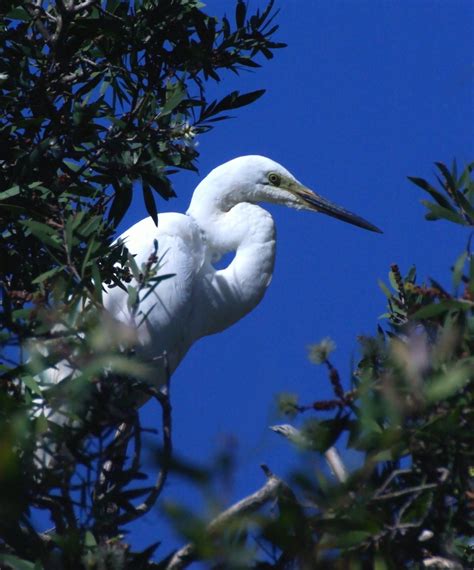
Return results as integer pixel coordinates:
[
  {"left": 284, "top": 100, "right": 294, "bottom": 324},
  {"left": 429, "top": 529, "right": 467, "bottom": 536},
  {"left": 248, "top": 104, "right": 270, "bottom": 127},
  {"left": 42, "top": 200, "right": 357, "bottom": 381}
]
[{"left": 187, "top": 199, "right": 276, "bottom": 337}]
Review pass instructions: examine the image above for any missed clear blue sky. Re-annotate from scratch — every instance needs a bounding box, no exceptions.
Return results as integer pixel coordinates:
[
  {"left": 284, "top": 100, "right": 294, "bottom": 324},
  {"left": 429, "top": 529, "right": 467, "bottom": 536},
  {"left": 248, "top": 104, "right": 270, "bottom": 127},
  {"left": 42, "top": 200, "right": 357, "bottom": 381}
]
[{"left": 121, "top": 0, "right": 474, "bottom": 557}]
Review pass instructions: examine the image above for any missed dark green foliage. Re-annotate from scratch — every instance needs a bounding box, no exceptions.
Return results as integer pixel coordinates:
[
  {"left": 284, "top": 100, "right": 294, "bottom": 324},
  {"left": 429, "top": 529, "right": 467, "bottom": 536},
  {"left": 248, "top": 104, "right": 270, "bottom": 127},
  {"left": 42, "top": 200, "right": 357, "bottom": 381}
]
[
  {"left": 257, "top": 162, "right": 473, "bottom": 569},
  {"left": 1, "top": 2, "right": 472, "bottom": 568},
  {"left": 0, "top": 1, "right": 284, "bottom": 567}
]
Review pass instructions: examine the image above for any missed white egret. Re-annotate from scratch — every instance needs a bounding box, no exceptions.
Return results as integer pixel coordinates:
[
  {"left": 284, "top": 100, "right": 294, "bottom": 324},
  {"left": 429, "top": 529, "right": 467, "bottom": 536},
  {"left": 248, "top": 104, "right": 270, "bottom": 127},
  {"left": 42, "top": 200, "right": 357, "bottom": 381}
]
[{"left": 105, "top": 155, "right": 381, "bottom": 385}]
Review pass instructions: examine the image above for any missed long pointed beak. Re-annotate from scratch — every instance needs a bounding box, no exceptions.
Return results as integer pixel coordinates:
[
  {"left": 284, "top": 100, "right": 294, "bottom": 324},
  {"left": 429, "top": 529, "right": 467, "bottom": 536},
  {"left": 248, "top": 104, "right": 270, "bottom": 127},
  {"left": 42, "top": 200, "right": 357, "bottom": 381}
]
[{"left": 296, "top": 186, "right": 382, "bottom": 233}]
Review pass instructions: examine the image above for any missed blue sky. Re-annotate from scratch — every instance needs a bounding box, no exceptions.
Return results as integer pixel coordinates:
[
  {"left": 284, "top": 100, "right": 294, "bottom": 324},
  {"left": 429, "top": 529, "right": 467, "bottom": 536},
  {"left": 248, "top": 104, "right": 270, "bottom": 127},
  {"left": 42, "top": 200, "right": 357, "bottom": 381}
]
[{"left": 121, "top": 0, "right": 474, "bottom": 557}]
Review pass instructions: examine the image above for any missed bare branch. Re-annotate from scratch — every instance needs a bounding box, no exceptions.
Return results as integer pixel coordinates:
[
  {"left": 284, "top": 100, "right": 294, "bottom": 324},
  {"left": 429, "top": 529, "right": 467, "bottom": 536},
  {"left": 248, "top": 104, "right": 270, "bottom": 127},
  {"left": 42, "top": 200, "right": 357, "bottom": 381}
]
[
  {"left": 373, "top": 482, "right": 437, "bottom": 501},
  {"left": 71, "top": 0, "right": 98, "bottom": 14},
  {"left": 372, "top": 468, "right": 412, "bottom": 498},
  {"left": 166, "top": 465, "right": 290, "bottom": 570},
  {"left": 270, "top": 424, "right": 348, "bottom": 483},
  {"left": 422, "top": 557, "right": 463, "bottom": 569},
  {"left": 372, "top": 469, "right": 438, "bottom": 502},
  {"left": 117, "top": 362, "right": 173, "bottom": 525},
  {"left": 24, "top": 2, "right": 51, "bottom": 42},
  {"left": 50, "top": 12, "right": 63, "bottom": 45},
  {"left": 324, "top": 447, "right": 348, "bottom": 483}
]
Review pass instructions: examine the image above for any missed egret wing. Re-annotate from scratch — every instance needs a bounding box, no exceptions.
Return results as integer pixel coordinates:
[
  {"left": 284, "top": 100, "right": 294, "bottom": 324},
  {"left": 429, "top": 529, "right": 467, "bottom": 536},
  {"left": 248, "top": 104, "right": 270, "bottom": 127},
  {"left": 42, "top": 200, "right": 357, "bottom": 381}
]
[{"left": 105, "top": 213, "right": 205, "bottom": 377}]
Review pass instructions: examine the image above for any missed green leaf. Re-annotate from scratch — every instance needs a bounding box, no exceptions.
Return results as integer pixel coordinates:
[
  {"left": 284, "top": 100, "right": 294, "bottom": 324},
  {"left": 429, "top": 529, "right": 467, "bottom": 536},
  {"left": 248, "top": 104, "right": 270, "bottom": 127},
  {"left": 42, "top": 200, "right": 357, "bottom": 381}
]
[
  {"left": 0, "top": 554, "right": 37, "bottom": 570},
  {"left": 127, "top": 251, "right": 140, "bottom": 280},
  {"left": 301, "top": 418, "right": 340, "bottom": 452},
  {"left": 277, "top": 392, "right": 299, "bottom": 417},
  {"left": 79, "top": 215, "right": 102, "bottom": 237},
  {"left": 425, "top": 366, "right": 471, "bottom": 402},
  {"left": 161, "top": 83, "right": 185, "bottom": 115},
  {"left": 406, "top": 265, "right": 417, "bottom": 283},
  {"left": 80, "top": 238, "right": 100, "bottom": 278},
  {"left": 435, "top": 161, "right": 457, "bottom": 194},
  {"left": 32, "top": 266, "right": 63, "bottom": 284},
  {"left": 421, "top": 200, "right": 467, "bottom": 225},
  {"left": 458, "top": 161, "right": 474, "bottom": 191},
  {"left": 408, "top": 176, "right": 453, "bottom": 209},
  {"left": 5, "top": 7, "right": 30, "bottom": 20},
  {"left": 84, "top": 531, "right": 97, "bottom": 548},
  {"left": 143, "top": 182, "right": 158, "bottom": 225},
  {"left": 388, "top": 269, "right": 400, "bottom": 293},
  {"left": 452, "top": 251, "right": 468, "bottom": 290},
  {"left": 91, "top": 262, "right": 103, "bottom": 302},
  {"left": 469, "top": 256, "right": 474, "bottom": 296},
  {"left": 378, "top": 279, "right": 392, "bottom": 298},
  {"left": 236, "top": 0, "right": 246, "bottom": 28},
  {"left": 334, "top": 530, "right": 373, "bottom": 548},
  {"left": 374, "top": 556, "right": 390, "bottom": 570},
  {"left": 22, "top": 375, "right": 43, "bottom": 397},
  {"left": 22, "top": 221, "right": 62, "bottom": 250},
  {"left": 413, "top": 300, "right": 472, "bottom": 319},
  {"left": 109, "top": 182, "right": 133, "bottom": 225},
  {"left": 453, "top": 190, "right": 474, "bottom": 223},
  {"left": 0, "top": 185, "right": 20, "bottom": 200},
  {"left": 64, "top": 217, "right": 74, "bottom": 256}
]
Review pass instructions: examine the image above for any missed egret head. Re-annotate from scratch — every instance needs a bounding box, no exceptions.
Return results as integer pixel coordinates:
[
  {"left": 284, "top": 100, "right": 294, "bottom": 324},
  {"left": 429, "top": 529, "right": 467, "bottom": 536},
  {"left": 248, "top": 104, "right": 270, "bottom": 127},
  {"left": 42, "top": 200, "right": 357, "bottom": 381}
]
[{"left": 190, "top": 155, "right": 381, "bottom": 233}]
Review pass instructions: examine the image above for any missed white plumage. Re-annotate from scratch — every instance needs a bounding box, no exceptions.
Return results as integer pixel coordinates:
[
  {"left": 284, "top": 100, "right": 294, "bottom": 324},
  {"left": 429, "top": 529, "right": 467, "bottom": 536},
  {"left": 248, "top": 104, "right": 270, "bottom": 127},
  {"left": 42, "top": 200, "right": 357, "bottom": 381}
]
[{"left": 105, "top": 155, "right": 381, "bottom": 385}]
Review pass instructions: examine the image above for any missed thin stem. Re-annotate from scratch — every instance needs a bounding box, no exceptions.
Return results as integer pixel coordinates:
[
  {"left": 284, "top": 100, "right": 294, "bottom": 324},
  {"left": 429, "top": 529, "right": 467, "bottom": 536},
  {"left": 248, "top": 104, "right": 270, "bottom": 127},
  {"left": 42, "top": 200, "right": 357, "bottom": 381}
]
[
  {"left": 116, "top": 363, "right": 173, "bottom": 525},
  {"left": 324, "top": 447, "right": 348, "bottom": 483},
  {"left": 166, "top": 465, "right": 290, "bottom": 570}
]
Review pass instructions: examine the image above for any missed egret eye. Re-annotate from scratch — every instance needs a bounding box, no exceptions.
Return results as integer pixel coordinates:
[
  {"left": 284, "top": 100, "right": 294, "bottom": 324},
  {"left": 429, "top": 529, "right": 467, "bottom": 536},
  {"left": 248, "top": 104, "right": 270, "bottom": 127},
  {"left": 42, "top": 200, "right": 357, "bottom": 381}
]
[{"left": 268, "top": 172, "right": 281, "bottom": 186}]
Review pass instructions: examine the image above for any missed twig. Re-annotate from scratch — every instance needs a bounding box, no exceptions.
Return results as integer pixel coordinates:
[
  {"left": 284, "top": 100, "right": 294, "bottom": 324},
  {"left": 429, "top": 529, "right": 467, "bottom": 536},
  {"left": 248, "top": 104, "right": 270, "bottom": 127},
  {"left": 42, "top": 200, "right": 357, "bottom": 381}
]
[
  {"left": 61, "top": 225, "right": 82, "bottom": 284},
  {"left": 422, "top": 557, "right": 462, "bottom": 569},
  {"left": 270, "top": 424, "right": 348, "bottom": 484},
  {"left": 166, "top": 465, "right": 289, "bottom": 570},
  {"left": 116, "top": 360, "right": 173, "bottom": 524},
  {"left": 95, "top": 420, "right": 134, "bottom": 501},
  {"left": 24, "top": 2, "right": 51, "bottom": 42},
  {"left": 372, "top": 468, "right": 412, "bottom": 498},
  {"left": 324, "top": 447, "right": 347, "bottom": 483},
  {"left": 372, "top": 469, "right": 439, "bottom": 502},
  {"left": 50, "top": 10, "right": 63, "bottom": 45},
  {"left": 70, "top": 0, "right": 98, "bottom": 13},
  {"left": 373, "top": 482, "right": 437, "bottom": 501}
]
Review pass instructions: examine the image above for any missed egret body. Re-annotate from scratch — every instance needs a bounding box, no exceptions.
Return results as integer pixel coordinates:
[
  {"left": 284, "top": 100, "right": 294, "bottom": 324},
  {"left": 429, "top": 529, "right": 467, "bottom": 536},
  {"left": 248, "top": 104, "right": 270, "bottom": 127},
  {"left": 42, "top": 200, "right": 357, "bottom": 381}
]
[{"left": 105, "top": 155, "right": 380, "bottom": 384}]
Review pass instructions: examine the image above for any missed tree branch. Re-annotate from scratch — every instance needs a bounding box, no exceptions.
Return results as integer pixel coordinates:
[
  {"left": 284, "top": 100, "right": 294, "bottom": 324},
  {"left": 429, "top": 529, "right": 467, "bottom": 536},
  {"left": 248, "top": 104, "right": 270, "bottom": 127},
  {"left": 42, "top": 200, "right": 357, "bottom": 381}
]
[
  {"left": 166, "top": 465, "right": 289, "bottom": 570},
  {"left": 117, "top": 362, "right": 173, "bottom": 525},
  {"left": 24, "top": 2, "right": 51, "bottom": 42},
  {"left": 324, "top": 446, "right": 348, "bottom": 483},
  {"left": 70, "top": 0, "right": 98, "bottom": 13},
  {"left": 270, "top": 424, "right": 348, "bottom": 483}
]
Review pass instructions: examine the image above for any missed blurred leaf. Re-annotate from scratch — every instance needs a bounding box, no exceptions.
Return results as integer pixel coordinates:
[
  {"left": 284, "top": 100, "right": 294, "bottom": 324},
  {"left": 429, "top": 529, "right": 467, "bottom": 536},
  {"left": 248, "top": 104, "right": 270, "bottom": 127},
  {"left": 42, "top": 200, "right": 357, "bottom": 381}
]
[
  {"left": 143, "top": 182, "right": 158, "bottom": 226},
  {"left": 408, "top": 176, "right": 454, "bottom": 210},
  {"left": 0, "top": 185, "right": 21, "bottom": 200},
  {"left": 236, "top": 0, "right": 246, "bottom": 28},
  {"left": 32, "top": 266, "right": 63, "bottom": 284},
  {"left": 161, "top": 83, "right": 185, "bottom": 116},
  {"left": 413, "top": 300, "right": 471, "bottom": 319},
  {"left": 421, "top": 200, "right": 467, "bottom": 224},
  {"left": 22, "top": 221, "right": 62, "bottom": 250},
  {"left": 378, "top": 279, "right": 392, "bottom": 299},
  {"left": 307, "top": 337, "right": 336, "bottom": 364},
  {"left": 22, "top": 375, "right": 43, "bottom": 397},
  {"left": 425, "top": 365, "right": 471, "bottom": 402},
  {"left": 453, "top": 251, "right": 468, "bottom": 290},
  {"left": 277, "top": 393, "right": 299, "bottom": 417},
  {"left": 0, "top": 554, "right": 37, "bottom": 570}
]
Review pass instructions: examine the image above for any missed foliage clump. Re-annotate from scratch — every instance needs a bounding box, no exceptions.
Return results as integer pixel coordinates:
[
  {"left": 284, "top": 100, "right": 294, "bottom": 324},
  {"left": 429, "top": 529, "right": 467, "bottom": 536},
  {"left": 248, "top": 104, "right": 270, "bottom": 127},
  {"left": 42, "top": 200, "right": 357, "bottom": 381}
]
[
  {"left": 267, "top": 162, "right": 474, "bottom": 569},
  {"left": 0, "top": 1, "right": 285, "bottom": 567},
  {"left": 0, "top": 0, "right": 472, "bottom": 568}
]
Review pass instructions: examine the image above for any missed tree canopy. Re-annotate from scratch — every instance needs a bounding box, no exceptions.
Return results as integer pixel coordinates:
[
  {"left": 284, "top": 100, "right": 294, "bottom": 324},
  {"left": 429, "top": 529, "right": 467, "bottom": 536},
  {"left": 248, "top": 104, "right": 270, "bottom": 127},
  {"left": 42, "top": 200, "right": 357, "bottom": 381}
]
[{"left": 0, "top": 1, "right": 472, "bottom": 569}]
